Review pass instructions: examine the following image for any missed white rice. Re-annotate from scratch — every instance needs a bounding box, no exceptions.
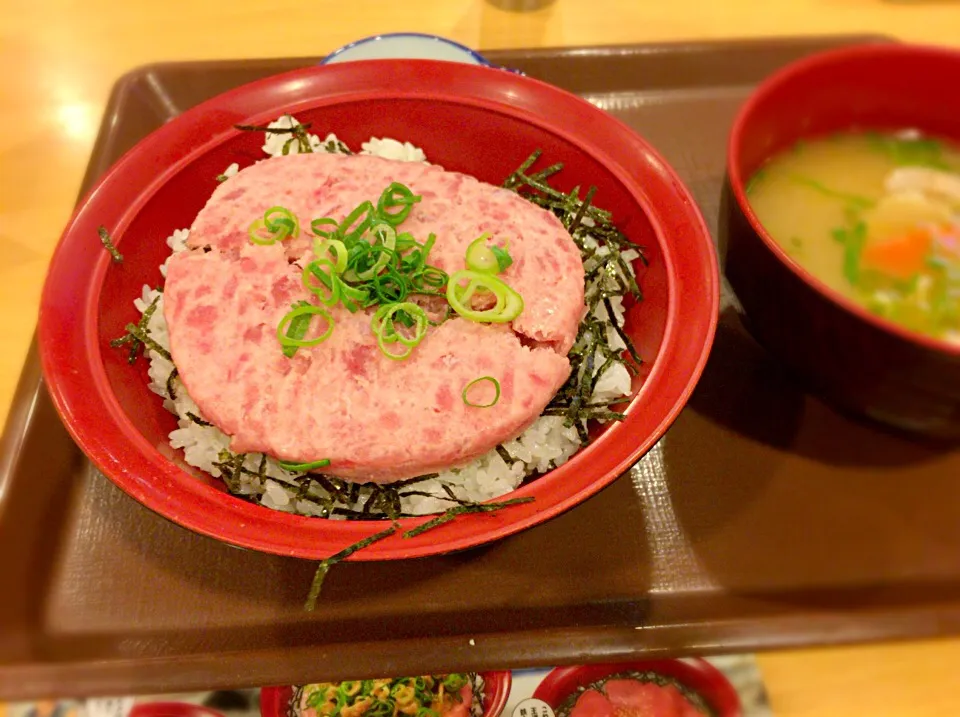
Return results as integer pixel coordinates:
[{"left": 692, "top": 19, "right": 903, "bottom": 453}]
[{"left": 133, "top": 115, "right": 634, "bottom": 518}]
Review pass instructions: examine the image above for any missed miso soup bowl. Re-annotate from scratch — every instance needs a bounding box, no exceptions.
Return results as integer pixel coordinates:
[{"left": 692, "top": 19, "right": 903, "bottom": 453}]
[{"left": 723, "top": 43, "right": 960, "bottom": 439}]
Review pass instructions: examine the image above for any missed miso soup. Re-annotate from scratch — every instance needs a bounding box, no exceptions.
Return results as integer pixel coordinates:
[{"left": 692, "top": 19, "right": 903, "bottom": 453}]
[{"left": 747, "top": 131, "right": 960, "bottom": 345}]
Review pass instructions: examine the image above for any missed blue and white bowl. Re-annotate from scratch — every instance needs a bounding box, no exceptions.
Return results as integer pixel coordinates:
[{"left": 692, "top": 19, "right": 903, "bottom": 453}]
[{"left": 321, "top": 33, "right": 496, "bottom": 67}]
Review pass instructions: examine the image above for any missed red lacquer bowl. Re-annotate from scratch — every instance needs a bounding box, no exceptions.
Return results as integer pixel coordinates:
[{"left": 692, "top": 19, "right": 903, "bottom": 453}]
[
  {"left": 260, "top": 672, "right": 512, "bottom": 717},
  {"left": 723, "top": 43, "right": 960, "bottom": 439},
  {"left": 38, "top": 59, "right": 718, "bottom": 559},
  {"left": 129, "top": 704, "right": 226, "bottom": 717},
  {"left": 533, "top": 660, "right": 741, "bottom": 717}
]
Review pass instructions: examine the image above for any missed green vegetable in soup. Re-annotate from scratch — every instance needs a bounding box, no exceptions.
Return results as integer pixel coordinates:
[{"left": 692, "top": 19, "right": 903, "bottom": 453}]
[{"left": 866, "top": 132, "right": 951, "bottom": 170}]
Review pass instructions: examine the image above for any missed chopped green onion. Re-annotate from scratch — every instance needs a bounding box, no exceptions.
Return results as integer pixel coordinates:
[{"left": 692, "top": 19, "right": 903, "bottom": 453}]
[
  {"left": 311, "top": 217, "right": 339, "bottom": 240},
  {"left": 279, "top": 302, "right": 319, "bottom": 358},
  {"left": 465, "top": 235, "right": 500, "bottom": 274},
  {"left": 837, "top": 220, "right": 868, "bottom": 286},
  {"left": 98, "top": 225, "right": 123, "bottom": 263},
  {"left": 442, "top": 675, "right": 468, "bottom": 692},
  {"left": 338, "top": 279, "right": 371, "bottom": 312},
  {"left": 491, "top": 244, "right": 513, "bottom": 272},
  {"left": 788, "top": 175, "right": 873, "bottom": 209},
  {"left": 369, "top": 265, "right": 408, "bottom": 305},
  {"left": 447, "top": 269, "right": 524, "bottom": 323},
  {"left": 339, "top": 200, "right": 375, "bottom": 245},
  {"left": 372, "top": 302, "right": 428, "bottom": 359},
  {"left": 303, "top": 260, "right": 340, "bottom": 306},
  {"left": 279, "top": 458, "right": 331, "bottom": 473},
  {"left": 415, "top": 264, "right": 448, "bottom": 290},
  {"left": 377, "top": 182, "right": 422, "bottom": 226},
  {"left": 276, "top": 304, "right": 334, "bottom": 350},
  {"left": 249, "top": 206, "right": 300, "bottom": 245},
  {"left": 313, "top": 237, "right": 349, "bottom": 273},
  {"left": 465, "top": 235, "right": 514, "bottom": 275},
  {"left": 462, "top": 376, "right": 501, "bottom": 408},
  {"left": 354, "top": 222, "right": 397, "bottom": 280}
]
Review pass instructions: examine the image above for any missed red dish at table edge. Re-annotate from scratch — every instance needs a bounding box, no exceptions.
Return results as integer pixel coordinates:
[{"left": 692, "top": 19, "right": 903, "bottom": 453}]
[
  {"left": 38, "top": 59, "right": 718, "bottom": 559},
  {"left": 129, "top": 703, "right": 227, "bottom": 717},
  {"left": 260, "top": 672, "right": 513, "bottom": 717},
  {"left": 533, "top": 660, "right": 741, "bottom": 717},
  {"left": 724, "top": 42, "right": 960, "bottom": 440}
]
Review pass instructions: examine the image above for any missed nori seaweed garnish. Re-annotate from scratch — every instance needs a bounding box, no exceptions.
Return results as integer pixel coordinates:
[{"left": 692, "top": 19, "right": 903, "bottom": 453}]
[
  {"left": 98, "top": 225, "right": 123, "bottom": 263},
  {"left": 401, "top": 497, "right": 535, "bottom": 538},
  {"left": 109, "top": 292, "right": 163, "bottom": 364},
  {"left": 305, "top": 525, "right": 398, "bottom": 610},
  {"left": 235, "top": 119, "right": 316, "bottom": 155},
  {"left": 503, "top": 150, "right": 645, "bottom": 441}
]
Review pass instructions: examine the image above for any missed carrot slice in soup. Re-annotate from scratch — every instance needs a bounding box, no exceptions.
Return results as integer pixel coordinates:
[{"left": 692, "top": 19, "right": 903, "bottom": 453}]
[{"left": 860, "top": 228, "right": 933, "bottom": 280}]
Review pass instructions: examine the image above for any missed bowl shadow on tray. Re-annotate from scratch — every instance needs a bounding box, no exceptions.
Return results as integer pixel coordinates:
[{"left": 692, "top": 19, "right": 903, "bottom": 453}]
[
  {"left": 96, "top": 465, "right": 654, "bottom": 639},
  {"left": 655, "top": 304, "right": 960, "bottom": 610},
  {"left": 686, "top": 297, "right": 953, "bottom": 469}
]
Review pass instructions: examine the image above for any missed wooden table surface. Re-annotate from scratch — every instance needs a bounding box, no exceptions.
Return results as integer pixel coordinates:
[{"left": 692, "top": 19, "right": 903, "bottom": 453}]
[{"left": 4, "top": 0, "right": 960, "bottom": 714}]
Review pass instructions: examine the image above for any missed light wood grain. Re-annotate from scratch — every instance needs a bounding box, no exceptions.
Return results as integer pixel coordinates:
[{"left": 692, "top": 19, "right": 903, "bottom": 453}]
[{"left": 4, "top": 1, "right": 960, "bottom": 714}]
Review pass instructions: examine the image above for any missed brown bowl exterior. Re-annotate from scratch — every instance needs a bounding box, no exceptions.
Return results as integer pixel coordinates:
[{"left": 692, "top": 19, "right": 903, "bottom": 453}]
[{"left": 722, "top": 43, "right": 960, "bottom": 439}]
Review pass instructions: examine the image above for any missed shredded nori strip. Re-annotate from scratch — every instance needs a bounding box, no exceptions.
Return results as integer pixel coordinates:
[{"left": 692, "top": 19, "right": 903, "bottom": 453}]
[
  {"left": 234, "top": 121, "right": 314, "bottom": 134},
  {"left": 322, "top": 136, "right": 353, "bottom": 155},
  {"left": 186, "top": 412, "right": 212, "bottom": 427},
  {"left": 303, "top": 496, "right": 534, "bottom": 608},
  {"left": 109, "top": 293, "right": 162, "bottom": 364},
  {"left": 214, "top": 450, "right": 247, "bottom": 494},
  {"left": 235, "top": 119, "right": 318, "bottom": 154},
  {"left": 402, "top": 497, "right": 535, "bottom": 538},
  {"left": 165, "top": 367, "right": 179, "bottom": 400},
  {"left": 305, "top": 525, "right": 398, "bottom": 611},
  {"left": 98, "top": 225, "right": 123, "bottom": 263},
  {"left": 121, "top": 322, "right": 172, "bottom": 361}
]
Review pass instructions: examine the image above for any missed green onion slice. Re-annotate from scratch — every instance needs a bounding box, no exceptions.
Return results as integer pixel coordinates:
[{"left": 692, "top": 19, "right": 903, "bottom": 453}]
[
  {"left": 490, "top": 244, "right": 514, "bottom": 272},
  {"left": 372, "top": 302, "right": 428, "bottom": 359},
  {"left": 310, "top": 217, "right": 339, "bottom": 240},
  {"left": 377, "top": 182, "right": 422, "bottom": 226},
  {"left": 414, "top": 264, "right": 448, "bottom": 290},
  {"left": 313, "top": 237, "right": 349, "bottom": 273},
  {"left": 354, "top": 222, "right": 398, "bottom": 280},
  {"left": 462, "top": 376, "right": 501, "bottom": 408},
  {"left": 446, "top": 270, "right": 524, "bottom": 323},
  {"left": 249, "top": 206, "right": 300, "bottom": 245},
  {"left": 370, "top": 273, "right": 407, "bottom": 306},
  {"left": 465, "top": 234, "right": 497, "bottom": 273},
  {"left": 338, "top": 279, "right": 371, "bottom": 312},
  {"left": 277, "top": 304, "right": 334, "bottom": 349},
  {"left": 278, "top": 458, "right": 331, "bottom": 473},
  {"left": 339, "top": 200, "right": 375, "bottom": 245},
  {"left": 466, "top": 235, "right": 514, "bottom": 274},
  {"left": 303, "top": 259, "right": 340, "bottom": 306},
  {"left": 279, "top": 300, "right": 312, "bottom": 358}
]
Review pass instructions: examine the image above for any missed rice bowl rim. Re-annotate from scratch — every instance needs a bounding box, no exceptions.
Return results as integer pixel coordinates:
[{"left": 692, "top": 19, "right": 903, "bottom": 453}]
[{"left": 38, "top": 59, "right": 719, "bottom": 560}]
